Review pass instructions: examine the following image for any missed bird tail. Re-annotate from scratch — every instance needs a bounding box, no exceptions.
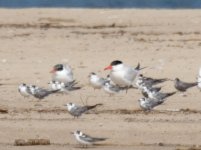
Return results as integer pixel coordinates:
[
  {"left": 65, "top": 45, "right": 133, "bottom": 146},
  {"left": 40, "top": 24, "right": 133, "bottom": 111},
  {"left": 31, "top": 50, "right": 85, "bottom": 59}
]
[
  {"left": 135, "top": 63, "right": 148, "bottom": 71},
  {"left": 86, "top": 104, "right": 103, "bottom": 110},
  {"left": 167, "top": 91, "right": 177, "bottom": 97},
  {"left": 93, "top": 137, "right": 107, "bottom": 142}
]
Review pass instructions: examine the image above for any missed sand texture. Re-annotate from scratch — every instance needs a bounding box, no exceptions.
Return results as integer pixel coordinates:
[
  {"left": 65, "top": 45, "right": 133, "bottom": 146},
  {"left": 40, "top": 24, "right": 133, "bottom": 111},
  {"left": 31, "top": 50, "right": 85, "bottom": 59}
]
[{"left": 0, "top": 9, "right": 201, "bottom": 150}]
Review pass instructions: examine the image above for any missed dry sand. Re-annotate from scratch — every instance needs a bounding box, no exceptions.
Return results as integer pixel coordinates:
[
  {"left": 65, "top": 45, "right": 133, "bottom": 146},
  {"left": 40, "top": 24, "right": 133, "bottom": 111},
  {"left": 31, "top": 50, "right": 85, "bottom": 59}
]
[{"left": 0, "top": 9, "right": 201, "bottom": 150}]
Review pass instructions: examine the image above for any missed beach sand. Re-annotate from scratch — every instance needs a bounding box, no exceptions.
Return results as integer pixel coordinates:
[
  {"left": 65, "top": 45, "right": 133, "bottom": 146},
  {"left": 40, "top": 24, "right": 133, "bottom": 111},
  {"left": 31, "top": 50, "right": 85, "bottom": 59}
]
[{"left": 0, "top": 9, "right": 201, "bottom": 150}]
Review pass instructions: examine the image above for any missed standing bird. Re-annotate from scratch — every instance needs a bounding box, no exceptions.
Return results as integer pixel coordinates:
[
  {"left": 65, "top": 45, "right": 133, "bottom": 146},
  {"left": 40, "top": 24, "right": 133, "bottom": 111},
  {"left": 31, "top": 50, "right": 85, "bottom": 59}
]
[
  {"left": 174, "top": 78, "right": 197, "bottom": 92},
  {"left": 50, "top": 64, "right": 74, "bottom": 83},
  {"left": 88, "top": 72, "right": 108, "bottom": 90},
  {"left": 28, "top": 85, "right": 59, "bottom": 99},
  {"left": 71, "top": 130, "right": 107, "bottom": 147},
  {"left": 18, "top": 83, "right": 31, "bottom": 98},
  {"left": 104, "top": 60, "right": 144, "bottom": 88},
  {"left": 64, "top": 102, "right": 102, "bottom": 118},
  {"left": 138, "top": 97, "right": 165, "bottom": 111}
]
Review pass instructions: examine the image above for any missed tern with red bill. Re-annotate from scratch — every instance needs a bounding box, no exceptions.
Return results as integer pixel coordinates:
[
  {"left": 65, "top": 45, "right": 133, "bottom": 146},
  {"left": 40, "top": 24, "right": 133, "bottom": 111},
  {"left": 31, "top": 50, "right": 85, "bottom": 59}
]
[
  {"left": 104, "top": 60, "right": 144, "bottom": 87},
  {"left": 50, "top": 64, "right": 74, "bottom": 83}
]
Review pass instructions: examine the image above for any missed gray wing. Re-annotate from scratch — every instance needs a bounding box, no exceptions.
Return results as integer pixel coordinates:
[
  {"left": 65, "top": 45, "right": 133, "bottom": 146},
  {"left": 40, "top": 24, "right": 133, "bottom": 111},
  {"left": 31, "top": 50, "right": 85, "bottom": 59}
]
[
  {"left": 145, "top": 98, "right": 163, "bottom": 109},
  {"left": 34, "top": 88, "right": 57, "bottom": 99},
  {"left": 109, "top": 85, "right": 121, "bottom": 92},
  {"left": 99, "top": 78, "right": 108, "bottom": 86},
  {"left": 124, "top": 66, "right": 138, "bottom": 84},
  {"left": 70, "top": 106, "right": 88, "bottom": 116},
  {"left": 80, "top": 134, "right": 106, "bottom": 143},
  {"left": 177, "top": 81, "right": 197, "bottom": 91}
]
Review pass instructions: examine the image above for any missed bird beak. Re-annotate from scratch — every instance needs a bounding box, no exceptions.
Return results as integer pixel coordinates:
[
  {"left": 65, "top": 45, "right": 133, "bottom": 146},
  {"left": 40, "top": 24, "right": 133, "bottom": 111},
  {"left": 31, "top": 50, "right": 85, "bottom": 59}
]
[
  {"left": 70, "top": 132, "right": 74, "bottom": 134},
  {"left": 104, "top": 65, "right": 112, "bottom": 70},
  {"left": 63, "top": 104, "right": 67, "bottom": 106},
  {"left": 50, "top": 68, "right": 55, "bottom": 73}
]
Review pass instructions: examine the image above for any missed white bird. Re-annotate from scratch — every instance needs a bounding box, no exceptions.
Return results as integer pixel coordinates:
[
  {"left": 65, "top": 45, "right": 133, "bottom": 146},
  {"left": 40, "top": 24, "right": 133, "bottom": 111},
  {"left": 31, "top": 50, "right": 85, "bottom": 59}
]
[
  {"left": 71, "top": 130, "right": 107, "bottom": 147},
  {"left": 18, "top": 83, "right": 31, "bottom": 97},
  {"left": 104, "top": 60, "right": 143, "bottom": 88},
  {"left": 64, "top": 102, "right": 102, "bottom": 118},
  {"left": 88, "top": 72, "right": 108, "bottom": 90},
  {"left": 50, "top": 64, "right": 74, "bottom": 83}
]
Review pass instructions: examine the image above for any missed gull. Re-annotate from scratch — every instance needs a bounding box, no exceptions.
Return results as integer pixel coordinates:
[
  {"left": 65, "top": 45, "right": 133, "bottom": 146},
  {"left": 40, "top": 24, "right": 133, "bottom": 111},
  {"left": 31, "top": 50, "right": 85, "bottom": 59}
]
[
  {"left": 88, "top": 72, "right": 108, "bottom": 90},
  {"left": 71, "top": 130, "right": 107, "bottom": 147},
  {"left": 50, "top": 64, "right": 74, "bottom": 83},
  {"left": 64, "top": 102, "right": 102, "bottom": 118}
]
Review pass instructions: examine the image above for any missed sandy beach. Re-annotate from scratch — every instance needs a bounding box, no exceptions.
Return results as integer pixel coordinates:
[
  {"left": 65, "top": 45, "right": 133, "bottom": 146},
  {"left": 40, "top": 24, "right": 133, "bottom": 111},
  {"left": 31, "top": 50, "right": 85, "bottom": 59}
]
[{"left": 0, "top": 9, "right": 201, "bottom": 150}]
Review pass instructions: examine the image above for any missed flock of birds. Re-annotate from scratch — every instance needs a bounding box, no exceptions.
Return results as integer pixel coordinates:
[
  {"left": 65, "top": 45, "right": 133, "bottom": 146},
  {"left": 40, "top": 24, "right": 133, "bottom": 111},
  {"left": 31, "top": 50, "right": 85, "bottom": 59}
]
[{"left": 18, "top": 60, "right": 201, "bottom": 147}]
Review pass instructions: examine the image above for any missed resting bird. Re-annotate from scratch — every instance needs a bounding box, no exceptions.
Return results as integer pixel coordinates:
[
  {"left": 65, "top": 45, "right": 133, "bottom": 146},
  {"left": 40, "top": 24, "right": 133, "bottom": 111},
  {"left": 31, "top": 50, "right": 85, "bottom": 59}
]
[
  {"left": 138, "top": 97, "right": 165, "bottom": 111},
  {"left": 64, "top": 102, "right": 102, "bottom": 118},
  {"left": 28, "top": 85, "right": 59, "bottom": 99},
  {"left": 88, "top": 72, "right": 108, "bottom": 90},
  {"left": 71, "top": 130, "right": 107, "bottom": 147},
  {"left": 174, "top": 78, "right": 197, "bottom": 92}
]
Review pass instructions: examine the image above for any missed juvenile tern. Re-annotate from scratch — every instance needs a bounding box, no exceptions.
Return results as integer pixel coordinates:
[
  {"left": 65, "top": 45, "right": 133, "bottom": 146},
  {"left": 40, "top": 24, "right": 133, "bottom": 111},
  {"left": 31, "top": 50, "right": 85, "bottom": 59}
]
[
  {"left": 138, "top": 97, "right": 165, "bottom": 111},
  {"left": 18, "top": 83, "right": 31, "bottom": 97},
  {"left": 71, "top": 130, "right": 107, "bottom": 147},
  {"left": 64, "top": 102, "right": 102, "bottom": 118},
  {"left": 88, "top": 72, "right": 108, "bottom": 90},
  {"left": 174, "top": 78, "right": 197, "bottom": 92}
]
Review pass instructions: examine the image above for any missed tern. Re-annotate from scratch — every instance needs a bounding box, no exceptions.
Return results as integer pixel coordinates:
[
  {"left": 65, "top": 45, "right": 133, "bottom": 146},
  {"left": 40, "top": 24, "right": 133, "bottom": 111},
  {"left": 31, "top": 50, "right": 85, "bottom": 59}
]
[
  {"left": 18, "top": 83, "right": 31, "bottom": 97},
  {"left": 64, "top": 102, "right": 102, "bottom": 118},
  {"left": 174, "top": 78, "right": 197, "bottom": 92},
  {"left": 147, "top": 90, "right": 176, "bottom": 100},
  {"left": 88, "top": 72, "right": 108, "bottom": 90},
  {"left": 136, "top": 74, "right": 168, "bottom": 88},
  {"left": 138, "top": 97, "right": 165, "bottom": 111},
  {"left": 50, "top": 64, "right": 74, "bottom": 83},
  {"left": 104, "top": 60, "right": 145, "bottom": 87},
  {"left": 28, "top": 85, "right": 59, "bottom": 99},
  {"left": 103, "top": 82, "right": 126, "bottom": 96},
  {"left": 48, "top": 80, "right": 81, "bottom": 93},
  {"left": 71, "top": 130, "right": 107, "bottom": 147}
]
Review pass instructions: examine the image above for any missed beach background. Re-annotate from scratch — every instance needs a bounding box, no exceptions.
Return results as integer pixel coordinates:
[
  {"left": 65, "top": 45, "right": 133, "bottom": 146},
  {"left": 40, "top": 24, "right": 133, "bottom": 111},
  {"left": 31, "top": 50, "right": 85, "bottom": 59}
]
[{"left": 0, "top": 6, "right": 201, "bottom": 150}]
